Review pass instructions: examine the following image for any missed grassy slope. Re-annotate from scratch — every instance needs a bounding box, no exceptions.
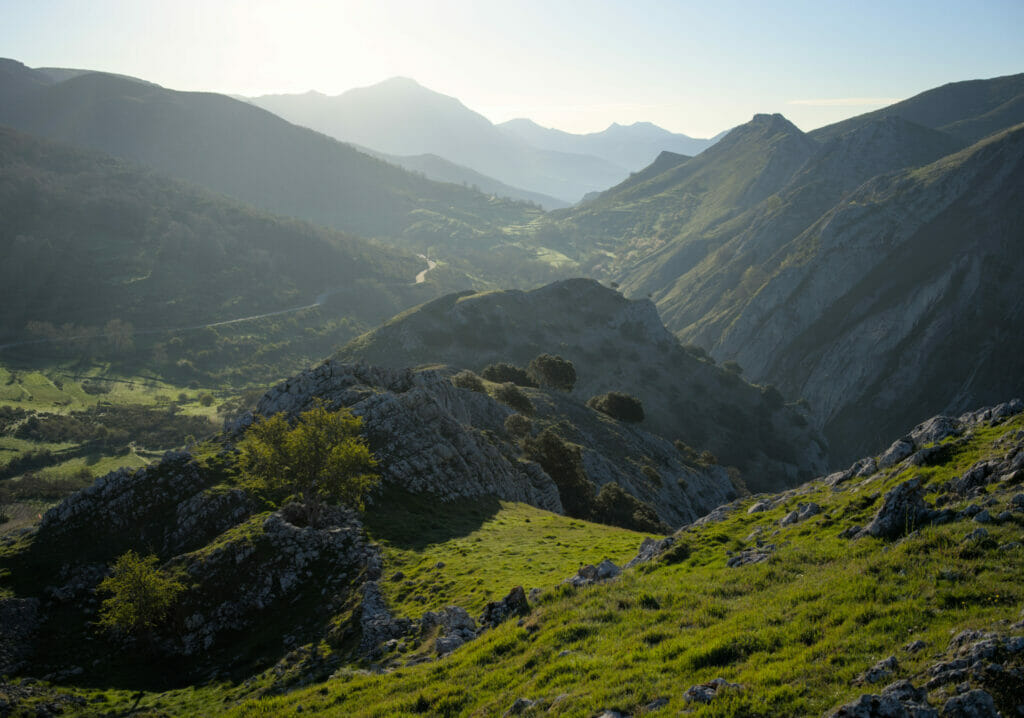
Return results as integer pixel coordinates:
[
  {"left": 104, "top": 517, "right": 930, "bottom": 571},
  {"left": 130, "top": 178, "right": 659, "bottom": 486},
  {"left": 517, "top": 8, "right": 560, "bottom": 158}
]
[{"left": 29, "top": 414, "right": 1019, "bottom": 717}]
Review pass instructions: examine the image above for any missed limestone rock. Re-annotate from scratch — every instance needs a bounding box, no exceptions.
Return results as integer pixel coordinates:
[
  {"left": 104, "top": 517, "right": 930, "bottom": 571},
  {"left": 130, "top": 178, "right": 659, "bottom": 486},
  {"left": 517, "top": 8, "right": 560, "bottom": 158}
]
[
  {"left": 480, "top": 586, "right": 529, "bottom": 629},
  {"left": 860, "top": 479, "right": 934, "bottom": 540}
]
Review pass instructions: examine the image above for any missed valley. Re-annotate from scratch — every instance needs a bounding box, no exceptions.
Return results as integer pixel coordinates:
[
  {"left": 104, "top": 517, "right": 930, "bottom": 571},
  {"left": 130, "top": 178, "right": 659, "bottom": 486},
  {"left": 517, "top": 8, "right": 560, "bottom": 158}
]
[{"left": 0, "top": 43, "right": 1023, "bottom": 718}]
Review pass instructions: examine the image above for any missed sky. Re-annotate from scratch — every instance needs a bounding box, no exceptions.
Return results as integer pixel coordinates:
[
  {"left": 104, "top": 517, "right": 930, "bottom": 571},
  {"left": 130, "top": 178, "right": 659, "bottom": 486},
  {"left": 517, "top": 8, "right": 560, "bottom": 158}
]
[{"left": 3, "top": 0, "right": 1023, "bottom": 137}]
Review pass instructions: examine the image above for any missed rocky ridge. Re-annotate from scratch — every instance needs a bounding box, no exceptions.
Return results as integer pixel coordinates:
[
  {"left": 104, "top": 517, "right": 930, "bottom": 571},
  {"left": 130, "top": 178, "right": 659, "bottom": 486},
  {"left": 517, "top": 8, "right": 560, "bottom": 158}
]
[
  {"left": 336, "top": 279, "right": 828, "bottom": 492},
  {"left": 238, "top": 360, "right": 738, "bottom": 528}
]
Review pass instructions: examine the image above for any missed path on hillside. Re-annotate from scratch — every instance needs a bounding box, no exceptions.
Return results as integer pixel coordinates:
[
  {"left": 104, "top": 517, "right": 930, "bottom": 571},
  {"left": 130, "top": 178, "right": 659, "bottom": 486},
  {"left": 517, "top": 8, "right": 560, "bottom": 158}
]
[
  {"left": 415, "top": 254, "right": 437, "bottom": 284},
  {"left": 0, "top": 256, "right": 441, "bottom": 352}
]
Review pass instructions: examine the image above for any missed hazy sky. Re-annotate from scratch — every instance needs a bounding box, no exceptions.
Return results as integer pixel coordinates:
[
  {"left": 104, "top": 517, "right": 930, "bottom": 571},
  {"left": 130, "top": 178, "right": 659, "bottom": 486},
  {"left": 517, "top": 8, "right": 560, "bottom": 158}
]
[{"left": 3, "top": 0, "right": 1022, "bottom": 137}]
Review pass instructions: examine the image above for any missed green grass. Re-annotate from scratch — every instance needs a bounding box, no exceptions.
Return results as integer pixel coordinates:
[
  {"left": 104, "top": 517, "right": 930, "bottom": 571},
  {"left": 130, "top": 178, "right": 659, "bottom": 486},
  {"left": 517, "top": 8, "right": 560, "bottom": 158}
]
[
  {"left": 365, "top": 492, "right": 653, "bottom": 618},
  {"left": 5, "top": 417, "right": 1023, "bottom": 717}
]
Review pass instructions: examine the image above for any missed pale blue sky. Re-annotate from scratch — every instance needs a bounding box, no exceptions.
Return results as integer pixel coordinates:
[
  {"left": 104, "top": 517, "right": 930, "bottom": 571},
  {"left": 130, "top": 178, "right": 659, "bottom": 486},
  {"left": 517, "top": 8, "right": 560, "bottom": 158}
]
[{"left": 2, "top": 0, "right": 1022, "bottom": 136}]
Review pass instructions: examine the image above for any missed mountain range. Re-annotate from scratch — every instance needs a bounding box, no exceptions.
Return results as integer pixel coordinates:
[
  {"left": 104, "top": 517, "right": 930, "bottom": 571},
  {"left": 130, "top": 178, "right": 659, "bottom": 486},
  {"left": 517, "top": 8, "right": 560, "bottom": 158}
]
[
  {"left": 246, "top": 77, "right": 721, "bottom": 204},
  {"left": 529, "top": 73, "right": 1024, "bottom": 463}
]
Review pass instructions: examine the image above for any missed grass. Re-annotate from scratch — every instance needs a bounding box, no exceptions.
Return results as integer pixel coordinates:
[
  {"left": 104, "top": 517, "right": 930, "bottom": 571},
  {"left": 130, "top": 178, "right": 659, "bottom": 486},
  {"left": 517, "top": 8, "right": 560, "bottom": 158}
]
[
  {"left": 365, "top": 491, "right": 653, "bottom": 618},
  {"left": 3, "top": 416, "right": 1023, "bottom": 717}
]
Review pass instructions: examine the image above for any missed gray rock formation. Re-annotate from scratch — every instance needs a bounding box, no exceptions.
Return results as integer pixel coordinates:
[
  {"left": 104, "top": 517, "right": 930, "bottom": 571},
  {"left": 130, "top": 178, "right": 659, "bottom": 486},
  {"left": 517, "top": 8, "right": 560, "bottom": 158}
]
[
  {"left": 479, "top": 586, "right": 529, "bottom": 629},
  {"left": 238, "top": 360, "right": 737, "bottom": 528},
  {"left": 860, "top": 479, "right": 935, "bottom": 540}
]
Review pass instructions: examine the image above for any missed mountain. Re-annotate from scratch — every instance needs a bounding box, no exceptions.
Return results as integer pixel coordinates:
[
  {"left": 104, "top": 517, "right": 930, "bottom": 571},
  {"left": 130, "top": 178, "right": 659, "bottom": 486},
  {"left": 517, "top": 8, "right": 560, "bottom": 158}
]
[
  {"left": 810, "top": 72, "right": 1024, "bottom": 144},
  {"left": 536, "top": 113, "right": 818, "bottom": 271},
  {"left": 642, "top": 115, "right": 967, "bottom": 329},
  {"left": 0, "top": 125, "right": 427, "bottom": 357},
  {"left": 337, "top": 278, "right": 827, "bottom": 491},
  {"left": 698, "top": 123, "right": 1024, "bottom": 462},
  {"left": 497, "top": 117, "right": 723, "bottom": 169},
  {"left": 0, "top": 60, "right": 541, "bottom": 255},
  {"left": 246, "top": 78, "right": 630, "bottom": 203},
  {"left": 353, "top": 145, "right": 569, "bottom": 209}
]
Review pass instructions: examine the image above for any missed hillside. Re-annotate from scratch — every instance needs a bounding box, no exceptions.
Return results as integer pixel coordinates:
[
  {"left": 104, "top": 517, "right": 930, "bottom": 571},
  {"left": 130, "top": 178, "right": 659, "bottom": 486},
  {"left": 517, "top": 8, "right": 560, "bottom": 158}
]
[
  {"left": 246, "top": 78, "right": 628, "bottom": 203},
  {"left": 0, "top": 60, "right": 541, "bottom": 254},
  {"left": 0, "top": 125, "right": 435, "bottom": 380},
  {"left": 810, "top": 72, "right": 1024, "bottom": 145},
  {"left": 337, "top": 279, "right": 827, "bottom": 491},
  {"left": 353, "top": 145, "right": 569, "bottom": 209},
  {"left": 700, "top": 123, "right": 1024, "bottom": 463},
  {"left": 2, "top": 389, "right": 1021, "bottom": 716},
  {"left": 535, "top": 113, "right": 819, "bottom": 273}
]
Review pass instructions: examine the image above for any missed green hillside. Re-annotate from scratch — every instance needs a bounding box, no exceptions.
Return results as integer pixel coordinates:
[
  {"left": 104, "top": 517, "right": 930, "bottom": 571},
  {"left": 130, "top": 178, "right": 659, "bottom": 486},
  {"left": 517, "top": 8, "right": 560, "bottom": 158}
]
[
  {"left": 2, "top": 398, "right": 1020, "bottom": 717},
  {"left": 0, "top": 60, "right": 542, "bottom": 257}
]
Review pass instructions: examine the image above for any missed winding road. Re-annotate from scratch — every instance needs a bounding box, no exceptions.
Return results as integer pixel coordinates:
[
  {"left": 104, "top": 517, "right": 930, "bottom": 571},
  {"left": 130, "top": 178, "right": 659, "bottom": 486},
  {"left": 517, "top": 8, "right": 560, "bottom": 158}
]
[{"left": 0, "top": 254, "right": 440, "bottom": 352}]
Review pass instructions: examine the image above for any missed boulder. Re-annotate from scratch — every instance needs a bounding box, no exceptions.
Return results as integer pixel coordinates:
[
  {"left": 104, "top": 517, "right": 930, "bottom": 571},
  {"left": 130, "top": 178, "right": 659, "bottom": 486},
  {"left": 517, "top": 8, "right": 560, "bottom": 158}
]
[
  {"left": 480, "top": 586, "right": 530, "bottom": 629},
  {"left": 827, "top": 680, "right": 937, "bottom": 718},
  {"left": 860, "top": 479, "right": 934, "bottom": 540}
]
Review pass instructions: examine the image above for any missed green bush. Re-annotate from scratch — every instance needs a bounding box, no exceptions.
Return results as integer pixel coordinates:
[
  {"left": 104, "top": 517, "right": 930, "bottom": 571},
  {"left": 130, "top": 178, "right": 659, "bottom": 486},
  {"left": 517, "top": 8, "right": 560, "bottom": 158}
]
[
  {"left": 239, "top": 399, "right": 379, "bottom": 522},
  {"left": 586, "top": 392, "right": 644, "bottom": 423},
  {"left": 528, "top": 354, "right": 576, "bottom": 392},
  {"left": 504, "top": 413, "right": 532, "bottom": 439},
  {"left": 722, "top": 360, "right": 743, "bottom": 375},
  {"left": 451, "top": 370, "right": 486, "bottom": 393},
  {"left": 97, "top": 551, "right": 185, "bottom": 638},
  {"left": 591, "top": 482, "right": 668, "bottom": 533},
  {"left": 493, "top": 383, "right": 534, "bottom": 415},
  {"left": 523, "top": 429, "right": 593, "bottom": 518},
  {"left": 480, "top": 363, "right": 537, "bottom": 387}
]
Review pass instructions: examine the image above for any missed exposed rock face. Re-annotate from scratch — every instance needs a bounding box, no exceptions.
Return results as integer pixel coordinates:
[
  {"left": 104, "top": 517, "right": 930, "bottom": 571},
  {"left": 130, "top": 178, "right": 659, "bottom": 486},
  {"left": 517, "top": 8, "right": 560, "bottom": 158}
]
[
  {"left": 702, "top": 125, "right": 1024, "bottom": 463},
  {"left": 828, "top": 680, "right": 938, "bottom": 718},
  {"left": 245, "top": 362, "right": 562, "bottom": 511},
  {"left": 36, "top": 451, "right": 254, "bottom": 559},
  {"left": 335, "top": 278, "right": 828, "bottom": 491},
  {"left": 239, "top": 360, "right": 737, "bottom": 528},
  {"left": 360, "top": 581, "right": 413, "bottom": 657},
  {"left": 171, "top": 505, "right": 377, "bottom": 657}
]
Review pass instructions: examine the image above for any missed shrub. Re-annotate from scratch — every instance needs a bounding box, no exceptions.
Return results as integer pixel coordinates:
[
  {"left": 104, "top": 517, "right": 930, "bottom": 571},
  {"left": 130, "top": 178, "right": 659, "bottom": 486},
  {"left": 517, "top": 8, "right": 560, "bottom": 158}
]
[
  {"left": 674, "top": 440, "right": 701, "bottom": 466},
  {"left": 480, "top": 363, "right": 536, "bottom": 387},
  {"left": 198, "top": 392, "right": 215, "bottom": 407},
  {"left": 97, "top": 551, "right": 185, "bottom": 638},
  {"left": 587, "top": 392, "right": 644, "bottom": 423},
  {"left": 239, "top": 399, "right": 379, "bottom": 522},
  {"left": 523, "top": 429, "right": 593, "bottom": 518},
  {"left": 451, "top": 370, "right": 486, "bottom": 393},
  {"left": 528, "top": 354, "right": 576, "bottom": 392},
  {"left": 722, "top": 360, "right": 743, "bottom": 375},
  {"left": 504, "top": 413, "right": 532, "bottom": 439},
  {"left": 699, "top": 450, "right": 718, "bottom": 466},
  {"left": 591, "top": 482, "right": 669, "bottom": 533},
  {"left": 493, "top": 383, "right": 534, "bottom": 415}
]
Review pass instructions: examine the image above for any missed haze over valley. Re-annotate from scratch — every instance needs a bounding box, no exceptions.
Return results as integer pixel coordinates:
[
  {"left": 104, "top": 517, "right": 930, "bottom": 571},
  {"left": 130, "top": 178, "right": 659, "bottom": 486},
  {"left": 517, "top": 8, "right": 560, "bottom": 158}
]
[{"left": 1, "top": 3, "right": 1023, "bottom": 715}]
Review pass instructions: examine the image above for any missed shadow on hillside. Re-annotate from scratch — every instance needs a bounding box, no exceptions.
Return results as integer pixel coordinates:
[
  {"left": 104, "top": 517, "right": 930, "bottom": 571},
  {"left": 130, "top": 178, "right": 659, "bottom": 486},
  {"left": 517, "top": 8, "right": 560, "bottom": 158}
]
[{"left": 363, "top": 488, "right": 504, "bottom": 551}]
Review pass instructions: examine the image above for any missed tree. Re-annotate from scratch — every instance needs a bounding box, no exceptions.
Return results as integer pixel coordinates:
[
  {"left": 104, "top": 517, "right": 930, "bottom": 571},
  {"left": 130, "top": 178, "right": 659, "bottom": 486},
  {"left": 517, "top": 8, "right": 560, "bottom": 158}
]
[
  {"left": 480, "top": 363, "right": 537, "bottom": 387},
  {"left": 97, "top": 551, "right": 185, "bottom": 639},
  {"left": 239, "top": 400, "right": 379, "bottom": 524},
  {"left": 523, "top": 429, "right": 593, "bottom": 518},
  {"left": 586, "top": 392, "right": 644, "bottom": 423},
  {"left": 528, "top": 354, "right": 576, "bottom": 392}
]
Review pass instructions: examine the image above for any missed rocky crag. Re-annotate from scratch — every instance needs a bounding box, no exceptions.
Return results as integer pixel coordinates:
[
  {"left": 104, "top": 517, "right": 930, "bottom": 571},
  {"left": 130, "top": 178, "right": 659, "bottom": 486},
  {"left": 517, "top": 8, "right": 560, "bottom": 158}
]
[
  {"left": 337, "top": 279, "right": 828, "bottom": 492},
  {"left": 236, "top": 361, "right": 737, "bottom": 528}
]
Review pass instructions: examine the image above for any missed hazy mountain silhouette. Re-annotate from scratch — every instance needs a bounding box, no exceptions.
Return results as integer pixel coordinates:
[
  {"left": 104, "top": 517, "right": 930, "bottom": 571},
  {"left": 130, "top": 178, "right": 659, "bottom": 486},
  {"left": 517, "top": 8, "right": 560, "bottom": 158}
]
[
  {"left": 247, "top": 78, "right": 632, "bottom": 203},
  {"left": 0, "top": 60, "right": 540, "bottom": 253},
  {"left": 497, "top": 118, "right": 723, "bottom": 170}
]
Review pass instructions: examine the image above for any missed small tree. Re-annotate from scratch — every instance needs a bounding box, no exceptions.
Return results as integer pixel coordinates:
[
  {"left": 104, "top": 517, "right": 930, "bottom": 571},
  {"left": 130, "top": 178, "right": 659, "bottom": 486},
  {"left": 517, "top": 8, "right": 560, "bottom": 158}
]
[
  {"left": 97, "top": 551, "right": 184, "bottom": 639},
  {"left": 523, "top": 429, "right": 593, "bottom": 518},
  {"left": 240, "top": 400, "right": 379, "bottom": 524},
  {"left": 586, "top": 392, "right": 644, "bottom": 423},
  {"left": 528, "top": 354, "right": 576, "bottom": 392},
  {"left": 480, "top": 363, "right": 537, "bottom": 387},
  {"left": 493, "top": 382, "right": 534, "bottom": 415},
  {"left": 504, "top": 413, "right": 533, "bottom": 439},
  {"left": 451, "top": 370, "right": 486, "bottom": 393}
]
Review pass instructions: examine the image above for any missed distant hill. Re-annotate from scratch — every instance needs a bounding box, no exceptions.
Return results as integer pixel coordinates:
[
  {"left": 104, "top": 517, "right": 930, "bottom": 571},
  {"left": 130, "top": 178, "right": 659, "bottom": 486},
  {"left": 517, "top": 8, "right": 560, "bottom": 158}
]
[
  {"left": 0, "top": 126, "right": 427, "bottom": 351},
  {"left": 521, "top": 73, "right": 1024, "bottom": 464},
  {"left": 246, "top": 78, "right": 631, "bottom": 203},
  {"left": 809, "top": 72, "right": 1024, "bottom": 144},
  {"left": 337, "top": 278, "right": 828, "bottom": 491},
  {"left": 353, "top": 145, "right": 569, "bottom": 209},
  {"left": 0, "top": 59, "right": 541, "bottom": 255},
  {"left": 497, "top": 118, "right": 723, "bottom": 169},
  {"left": 701, "top": 123, "right": 1024, "bottom": 462}
]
